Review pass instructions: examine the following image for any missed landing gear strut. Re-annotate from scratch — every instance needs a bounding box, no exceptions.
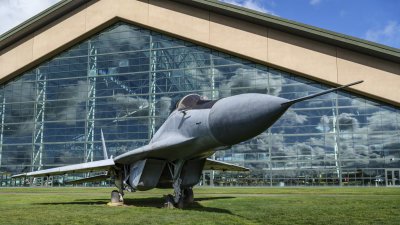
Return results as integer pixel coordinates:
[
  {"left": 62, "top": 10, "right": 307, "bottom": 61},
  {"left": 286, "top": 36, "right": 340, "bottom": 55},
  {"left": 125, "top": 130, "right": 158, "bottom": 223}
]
[
  {"left": 165, "top": 160, "right": 193, "bottom": 209},
  {"left": 110, "top": 171, "right": 124, "bottom": 204},
  {"left": 169, "top": 187, "right": 193, "bottom": 208}
]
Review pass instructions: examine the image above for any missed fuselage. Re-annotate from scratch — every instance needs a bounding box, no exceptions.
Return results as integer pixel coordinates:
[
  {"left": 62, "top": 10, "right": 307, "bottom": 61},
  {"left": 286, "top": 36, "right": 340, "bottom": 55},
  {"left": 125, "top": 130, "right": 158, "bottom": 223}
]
[
  {"left": 150, "top": 108, "right": 222, "bottom": 160},
  {"left": 148, "top": 93, "right": 290, "bottom": 161}
]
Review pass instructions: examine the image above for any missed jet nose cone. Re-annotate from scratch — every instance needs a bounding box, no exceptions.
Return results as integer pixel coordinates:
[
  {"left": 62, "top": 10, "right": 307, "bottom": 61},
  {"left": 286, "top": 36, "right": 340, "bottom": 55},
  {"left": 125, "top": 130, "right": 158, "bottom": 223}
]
[{"left": 209, "top": 93, "right": 289, "bottom": 145}]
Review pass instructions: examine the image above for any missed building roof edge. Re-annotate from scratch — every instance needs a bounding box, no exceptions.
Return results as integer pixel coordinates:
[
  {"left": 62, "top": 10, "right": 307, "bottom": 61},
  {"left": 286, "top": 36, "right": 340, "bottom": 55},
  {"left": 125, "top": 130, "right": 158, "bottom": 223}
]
[
  {"left": 172, "top": 0, "right": 400, "bottom": 63},
  {"left": 0, "top": 0, "right": 87, "bottom": 51},
  {"left": 1, "top": 0, "right": 399, "bottom": 62}
]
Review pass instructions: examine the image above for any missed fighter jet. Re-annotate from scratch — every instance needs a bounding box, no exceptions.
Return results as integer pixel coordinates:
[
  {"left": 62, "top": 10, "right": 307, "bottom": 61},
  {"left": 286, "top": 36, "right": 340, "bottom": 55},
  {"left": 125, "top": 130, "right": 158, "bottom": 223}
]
[{"left": 13, "top": 80, "right": 363, "bottom": 208}]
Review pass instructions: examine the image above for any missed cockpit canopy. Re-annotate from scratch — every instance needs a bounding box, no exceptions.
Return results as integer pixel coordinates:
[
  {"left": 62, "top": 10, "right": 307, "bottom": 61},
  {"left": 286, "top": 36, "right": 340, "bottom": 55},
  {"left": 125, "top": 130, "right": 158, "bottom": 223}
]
[{"left": 174, "top": 94, "right": 218, "bottom": 111}]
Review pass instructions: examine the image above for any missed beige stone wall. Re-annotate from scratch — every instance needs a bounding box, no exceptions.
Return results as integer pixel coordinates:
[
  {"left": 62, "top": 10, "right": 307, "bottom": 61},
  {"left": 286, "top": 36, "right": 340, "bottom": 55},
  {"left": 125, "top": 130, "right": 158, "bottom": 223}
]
[{"left": 1, "top": 0, "right": 399, "bottom": 106}]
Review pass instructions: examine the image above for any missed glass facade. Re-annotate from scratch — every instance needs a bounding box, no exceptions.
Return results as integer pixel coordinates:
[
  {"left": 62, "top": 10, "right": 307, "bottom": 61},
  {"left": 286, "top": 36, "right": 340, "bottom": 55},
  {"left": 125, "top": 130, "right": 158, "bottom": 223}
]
[{"left": 1, "top": 22, "right": 399, "bottom": 186}]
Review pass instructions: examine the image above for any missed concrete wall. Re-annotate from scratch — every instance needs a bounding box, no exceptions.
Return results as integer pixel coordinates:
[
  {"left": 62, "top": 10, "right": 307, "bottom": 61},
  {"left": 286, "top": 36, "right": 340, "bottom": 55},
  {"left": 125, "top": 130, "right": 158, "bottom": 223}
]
[{"left": 1, "top": 0, "right": 399, "bottom": 106}]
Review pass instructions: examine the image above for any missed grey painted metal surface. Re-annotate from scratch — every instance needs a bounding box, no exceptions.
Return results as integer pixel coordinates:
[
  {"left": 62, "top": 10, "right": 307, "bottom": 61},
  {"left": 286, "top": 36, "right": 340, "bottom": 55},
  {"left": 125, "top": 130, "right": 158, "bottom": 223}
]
[
  {"left": 209, "top": 93, "right": 289, "bottom": 145},
  {"left": 203, "top": 159, "right": 248, "bottom": 171},
  {"left": 67, "top": 174, "right": 110, "bottom": 185},
  {"left": 13, "top": 159, "right": 115, "bottom": 177}
]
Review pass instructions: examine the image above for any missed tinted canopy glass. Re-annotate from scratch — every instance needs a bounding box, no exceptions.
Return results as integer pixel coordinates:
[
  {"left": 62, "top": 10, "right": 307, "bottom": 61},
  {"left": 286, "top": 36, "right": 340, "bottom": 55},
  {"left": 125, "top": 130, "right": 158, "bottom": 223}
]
[{"left": 175, "top": 94, "right": 217, "bottom": 110}]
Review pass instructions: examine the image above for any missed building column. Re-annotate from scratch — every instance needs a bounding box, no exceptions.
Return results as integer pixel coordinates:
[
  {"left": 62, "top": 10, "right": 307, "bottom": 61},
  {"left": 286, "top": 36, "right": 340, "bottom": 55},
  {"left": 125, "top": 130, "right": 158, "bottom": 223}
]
[
  {"left": 32, "top": 68, "right": 47, "bottom": 171},
  {"left": 148, "top": 35, "right": 157, "bottom": 139},
  {"left": 0, "top": 95, "right": 5, "bottom": 168},
  {"left": 333, "top": 97, "right": 343, "bottom": 186},
  {"left": 84, "top": 40, "right": 97, "bottom": 163}
]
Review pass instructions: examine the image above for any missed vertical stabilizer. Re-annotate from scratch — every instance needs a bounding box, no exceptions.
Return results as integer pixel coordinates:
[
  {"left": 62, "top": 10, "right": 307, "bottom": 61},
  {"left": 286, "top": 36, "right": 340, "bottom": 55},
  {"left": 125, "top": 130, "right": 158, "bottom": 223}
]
[{"left": 101, "top": 129, "right": 109, "bottom": 160}]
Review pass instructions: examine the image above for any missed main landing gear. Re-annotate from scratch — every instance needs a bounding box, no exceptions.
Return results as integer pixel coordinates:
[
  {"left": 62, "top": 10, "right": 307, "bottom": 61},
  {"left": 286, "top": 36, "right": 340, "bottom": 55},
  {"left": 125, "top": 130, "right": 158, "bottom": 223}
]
[
  {"left": 165, "top": 187, "right": 194, "bottom": 209},
  {"left": 164, "top": 160, "right": 195, "bottom": 209},
  {"left": 111, "top": 190, "right": 122, "bottom": 203},
  {"left": 109, "top": 171, "right": 125, "bottom": 205},
  {"left": 183, "top": 187, "right": 194, "bottom": 204}
]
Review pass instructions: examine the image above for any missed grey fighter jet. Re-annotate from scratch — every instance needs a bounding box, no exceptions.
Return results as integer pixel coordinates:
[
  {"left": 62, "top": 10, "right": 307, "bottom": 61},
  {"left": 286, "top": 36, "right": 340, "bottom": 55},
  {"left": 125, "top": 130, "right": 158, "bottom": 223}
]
[{"left": 13, "top": 80, "right": 363, "bottom": 208}]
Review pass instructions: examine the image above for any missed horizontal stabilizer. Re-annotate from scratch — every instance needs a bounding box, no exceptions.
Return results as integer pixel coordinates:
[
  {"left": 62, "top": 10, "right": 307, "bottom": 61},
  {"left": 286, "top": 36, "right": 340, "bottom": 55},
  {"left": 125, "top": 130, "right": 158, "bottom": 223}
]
[
  {"left": 204, "top": 159, "right": 249, "bottom": 171},
  {"left": 282, "top": 80, "right": 363, "bottom": 106},
  {"left": 67, "top": 174, "right": 110, "bottom": 185},
  {"left": 12, "top": 159, "right": 115, "bottom": 178}
]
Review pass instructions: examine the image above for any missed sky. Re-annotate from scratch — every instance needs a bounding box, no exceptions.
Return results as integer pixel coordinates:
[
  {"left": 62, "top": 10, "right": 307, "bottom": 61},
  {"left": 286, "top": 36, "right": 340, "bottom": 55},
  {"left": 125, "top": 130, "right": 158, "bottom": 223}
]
[
  {"left": 221, "top": 0, "right": 400, "bottom": 49},
  {"left": 0, "top": 0, "right": 399, "bottom": 49}
]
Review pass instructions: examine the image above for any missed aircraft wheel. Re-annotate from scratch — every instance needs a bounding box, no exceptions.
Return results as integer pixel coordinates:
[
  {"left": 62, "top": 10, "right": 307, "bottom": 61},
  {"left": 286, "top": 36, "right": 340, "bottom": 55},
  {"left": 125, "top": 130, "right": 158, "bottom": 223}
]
[
  {"left": 165, "top": 194, "right": 175, "bottom": 209},
  {"left": 183, "top": 188, "right": 194, "bottom": 203},
  {"left": 176, "top": 197, "right": 184, "bottom": 209},
  {"left": 111, "top": 190, "right": 120, "bottom": 203}
]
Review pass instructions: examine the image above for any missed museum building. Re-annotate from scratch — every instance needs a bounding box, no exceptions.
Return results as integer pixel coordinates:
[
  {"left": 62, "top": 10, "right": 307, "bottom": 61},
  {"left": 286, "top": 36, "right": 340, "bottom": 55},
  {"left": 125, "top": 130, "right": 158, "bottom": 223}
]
[{"left": 1, "top": 0, "right": 400, "bottom": 187}]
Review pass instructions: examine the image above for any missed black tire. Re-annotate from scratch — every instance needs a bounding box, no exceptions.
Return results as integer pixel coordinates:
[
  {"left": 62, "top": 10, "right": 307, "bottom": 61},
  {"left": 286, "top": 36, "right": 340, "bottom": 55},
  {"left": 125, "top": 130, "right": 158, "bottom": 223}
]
[
  {"left": 183, "top": 188, "right": 194, "bottom": 203},
  {"left": 165, "top": 194, "right": 175, "bottom": 209},
  {"left": 177, "top": 197, "right": 184, "bottom": 209},
  {"left": 111, "top": 190, "right": 120, "bottom": 203}
]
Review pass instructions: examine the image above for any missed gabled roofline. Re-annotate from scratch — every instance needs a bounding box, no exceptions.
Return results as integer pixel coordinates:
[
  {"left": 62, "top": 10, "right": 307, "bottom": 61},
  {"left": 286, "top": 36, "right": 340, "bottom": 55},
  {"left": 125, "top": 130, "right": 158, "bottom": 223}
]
[
  {"left": 171, "top": 0, "right": 400, "bottom": 63},
  {"left": 1, "top": 0, "right": 399, "bottom": 63},
  {"left": 0, "top": 0, "right": 87, "bottom": 52}
]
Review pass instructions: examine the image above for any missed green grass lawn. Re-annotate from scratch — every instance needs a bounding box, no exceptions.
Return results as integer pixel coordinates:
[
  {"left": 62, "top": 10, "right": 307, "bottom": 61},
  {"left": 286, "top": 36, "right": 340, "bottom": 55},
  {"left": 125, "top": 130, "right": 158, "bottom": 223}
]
[{"left": 0, "top": 187, "right": 399, "bottom": 224}]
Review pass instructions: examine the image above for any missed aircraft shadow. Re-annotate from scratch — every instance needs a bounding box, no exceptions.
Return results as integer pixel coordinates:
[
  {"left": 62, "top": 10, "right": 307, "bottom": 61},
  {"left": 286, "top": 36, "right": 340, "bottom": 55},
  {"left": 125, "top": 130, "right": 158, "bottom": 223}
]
[
  {"left": 33, "top": 196, "right": 235, "bottom": 214},
  {"left": 182, "top": 197, "right": 235, "bottom": 214}
]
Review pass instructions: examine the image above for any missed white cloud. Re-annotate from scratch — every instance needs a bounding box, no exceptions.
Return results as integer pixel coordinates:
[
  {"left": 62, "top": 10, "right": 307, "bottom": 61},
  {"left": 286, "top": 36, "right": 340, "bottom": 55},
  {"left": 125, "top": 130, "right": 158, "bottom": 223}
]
[
  {"left": 220, "top": 0, "right": 276, "bottom": 15},
  {"left": 0, "top": 0, "right": 61, "bottom": 35},
  {"left": 309, "top": 0, "right": 321, "bottom": 5},
  {"left": 365, "top": 21, "right": 400, "bottom": 48},
  {"left": 278, "top": 110, "right": 308, "bottom": 126}
]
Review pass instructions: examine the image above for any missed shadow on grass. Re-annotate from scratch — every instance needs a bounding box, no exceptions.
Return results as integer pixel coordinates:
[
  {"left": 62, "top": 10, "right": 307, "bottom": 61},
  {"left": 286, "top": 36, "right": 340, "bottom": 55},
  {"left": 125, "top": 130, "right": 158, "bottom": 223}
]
[
  {"left": 183, "top": 197, "right": 235, "bottom": 214},
  {"left": 33, "top": 196, "right": 235, "bottom": 214}
]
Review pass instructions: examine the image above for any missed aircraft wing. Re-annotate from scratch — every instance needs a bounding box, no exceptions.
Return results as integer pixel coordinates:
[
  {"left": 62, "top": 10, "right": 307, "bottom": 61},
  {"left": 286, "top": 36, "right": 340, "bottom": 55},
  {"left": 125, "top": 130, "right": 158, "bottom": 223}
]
[
  {"left": 12, "top": 135, "right": 195, "bottom": 178},
  {"left": 67, "top": 174, "right": 110, "bottom": 184},
  {"left": 114, "top": 135, "right": 196, "bottom": 164},
  {"left": 12, "top": 159, "right": 115, "bottom": 178},
  {"left": 204, "top": 159, "right": 249, "bottom": 171}
]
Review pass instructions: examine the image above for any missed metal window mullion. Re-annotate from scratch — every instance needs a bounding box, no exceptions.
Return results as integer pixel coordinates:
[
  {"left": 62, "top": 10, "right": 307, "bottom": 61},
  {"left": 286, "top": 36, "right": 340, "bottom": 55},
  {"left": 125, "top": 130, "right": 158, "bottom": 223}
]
[
  {"left": 0, "top": 96, "right": 5, "bottom": 167},
  {"left": 332, "top": 96, "right": 343, "bottom": 185},
  {"left": 148, "top": 35, "right": 157, "bottom": 139},
  {"left": 208, "top": 52, "right": 218, "bottom": 186},
  {"left": 32, "top": 69, "right": 46, "bottom": 171},
  {"left": 84, "top": 41, "right": 97, "bottom": 163},
  {"left": 85, "top": 96, "right": 96, "bottom": 162},
  {"left": 210, "top": 53, "right": 217, "bottom": 100},
  {"left": 267, "top": 68, "right": 273, "bottom": 186}
]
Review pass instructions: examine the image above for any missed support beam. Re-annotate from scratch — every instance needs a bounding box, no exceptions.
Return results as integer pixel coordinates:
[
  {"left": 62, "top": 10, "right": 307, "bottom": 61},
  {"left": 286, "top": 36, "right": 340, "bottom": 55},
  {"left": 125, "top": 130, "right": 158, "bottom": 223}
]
[
  {"left": 332, "top": 97, "right": 343, "bottom": 186},
  {"left": 0, "top": 95, "right": 5, "bottom": 168},
  {"left": 84, "top": 40, "right": 97, "bottom": 163},
  {"left": 148, "top": 36, "right": 156, "bottom": 139},
  {"left": 32, "top": 68, "right": 46, "bottom": 171}
]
